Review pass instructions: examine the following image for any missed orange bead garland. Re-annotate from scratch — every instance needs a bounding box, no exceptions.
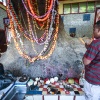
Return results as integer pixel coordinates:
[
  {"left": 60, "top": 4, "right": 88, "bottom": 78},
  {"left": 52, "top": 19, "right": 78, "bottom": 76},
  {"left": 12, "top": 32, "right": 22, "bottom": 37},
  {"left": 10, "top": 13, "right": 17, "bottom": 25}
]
[
  {"left": 6, "top": 0, "right": 59, "bottom": 63},
  {"left": 27, "top": 0, "right": 54, "bottom": 21}
]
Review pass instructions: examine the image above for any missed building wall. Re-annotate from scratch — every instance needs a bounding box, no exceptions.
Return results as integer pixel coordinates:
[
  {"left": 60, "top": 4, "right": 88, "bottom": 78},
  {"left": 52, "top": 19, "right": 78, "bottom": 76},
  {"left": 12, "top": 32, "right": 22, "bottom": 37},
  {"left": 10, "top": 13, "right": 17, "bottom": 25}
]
[
  {"left": 0, "top": 17, "right": 86, "bottom": 79},
  {"left": 0, "top": 3, "right": 7, "bottom": 29},
  {"left": 61, "top": 13, "right": 95, "bottom": 38},
  {"left": 0, "top": 3, "right": 92, "bottom": 79}
]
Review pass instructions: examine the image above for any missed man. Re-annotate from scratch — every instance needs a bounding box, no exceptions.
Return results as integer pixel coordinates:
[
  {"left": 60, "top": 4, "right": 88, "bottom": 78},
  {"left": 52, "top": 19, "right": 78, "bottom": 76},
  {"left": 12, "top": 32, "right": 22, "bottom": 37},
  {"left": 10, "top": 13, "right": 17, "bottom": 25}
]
[{"left": 83, "top": 20, "right": 100, "bottom": 100}]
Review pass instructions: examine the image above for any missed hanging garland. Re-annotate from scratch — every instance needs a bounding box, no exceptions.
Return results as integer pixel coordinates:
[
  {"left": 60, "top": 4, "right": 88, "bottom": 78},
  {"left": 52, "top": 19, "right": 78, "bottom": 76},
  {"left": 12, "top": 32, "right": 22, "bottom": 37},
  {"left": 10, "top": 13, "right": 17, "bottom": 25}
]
[
  {"left": 22, "top": 0, "right": 53, "bottom": 19},
  {"left": 8, "top": 1, "right": 50, "bottom": 44},
  {"left": 6, "top": 0, "right": 59, "bottom": 63},
  {"left": 27, "top": 0, "right": 48, "bottom": 30}
]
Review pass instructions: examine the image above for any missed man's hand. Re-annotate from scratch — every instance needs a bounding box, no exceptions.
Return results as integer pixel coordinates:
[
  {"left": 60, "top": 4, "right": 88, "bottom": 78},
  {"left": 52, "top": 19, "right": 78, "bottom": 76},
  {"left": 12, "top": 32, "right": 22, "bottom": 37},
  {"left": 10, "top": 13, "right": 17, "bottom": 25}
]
[
  {"left": 82, "top": 69, "right": 85, "bottom": 74},
  {"left": 85, "top": 42, "right": 90, "bottom": 49}
]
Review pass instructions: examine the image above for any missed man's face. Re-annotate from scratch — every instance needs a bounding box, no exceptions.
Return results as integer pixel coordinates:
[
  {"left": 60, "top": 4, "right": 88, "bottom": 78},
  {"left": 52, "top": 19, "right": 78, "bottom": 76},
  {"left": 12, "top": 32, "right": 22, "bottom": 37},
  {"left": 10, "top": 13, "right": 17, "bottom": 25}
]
[{"left": 93, "top": 25, "right": 100, "bottom": 39}]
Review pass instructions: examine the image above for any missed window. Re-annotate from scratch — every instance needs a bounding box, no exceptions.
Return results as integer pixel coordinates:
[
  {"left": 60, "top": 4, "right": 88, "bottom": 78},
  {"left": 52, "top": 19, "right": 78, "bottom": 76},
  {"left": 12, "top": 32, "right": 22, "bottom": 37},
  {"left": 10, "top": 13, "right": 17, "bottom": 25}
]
[
  {"left": 63, "top": 1, "right": 100, "bottom": 14},
  {"left": 3, "top": 0, "right": 6, "bottom": 6},
  {"left": 0, "top": 0, "right": 6, "bottom": 6},
  {"left": 83, "top": 14, "right": 90, "bottom": 21},
  {"left": 72, "top": 3, "right": 78, "bottom": 13},
  {"left": 87, "top": 2, "right": 94, "bottom": 12},
  {"left": 69, "top": 28, "right": 76, "bottom": 33},
  {"left": 69, "top": 28, "right": 76, "bottom": 37},
  {"left": 96, "top": 2, "right": 100, "bottom": 7},
  {"left": 79, "top": 2, "right": 86, "bottom": 13},
  {"left": 64, "top": 4, "right": 70, "bottom": 14}
]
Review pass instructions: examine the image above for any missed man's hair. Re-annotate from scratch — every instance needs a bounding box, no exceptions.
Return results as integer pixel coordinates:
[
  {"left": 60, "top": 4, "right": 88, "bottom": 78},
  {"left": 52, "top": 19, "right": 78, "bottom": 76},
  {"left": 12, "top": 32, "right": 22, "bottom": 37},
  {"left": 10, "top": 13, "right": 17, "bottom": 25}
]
[{"left": 95, "top": 20, "right": 100, "bottom": 27}]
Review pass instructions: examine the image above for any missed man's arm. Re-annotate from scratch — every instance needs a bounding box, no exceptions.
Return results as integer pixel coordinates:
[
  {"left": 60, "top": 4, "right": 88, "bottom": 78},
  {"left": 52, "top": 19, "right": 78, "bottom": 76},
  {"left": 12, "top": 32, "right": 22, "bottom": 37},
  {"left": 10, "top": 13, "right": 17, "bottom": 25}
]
[
  {"left": 83, "top": 40, "right": 99, "bottom": 66},
  {"left": 82, "top": 56, "right": 92, "bottom": 66}
]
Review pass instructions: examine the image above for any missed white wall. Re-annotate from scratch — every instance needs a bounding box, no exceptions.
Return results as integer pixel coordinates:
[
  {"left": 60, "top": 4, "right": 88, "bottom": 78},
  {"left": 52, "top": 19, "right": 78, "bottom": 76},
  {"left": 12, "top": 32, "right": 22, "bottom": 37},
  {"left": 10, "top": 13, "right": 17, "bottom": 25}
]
[{"left": 62, "top": 13, "right": 95, "bottom": 38}]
